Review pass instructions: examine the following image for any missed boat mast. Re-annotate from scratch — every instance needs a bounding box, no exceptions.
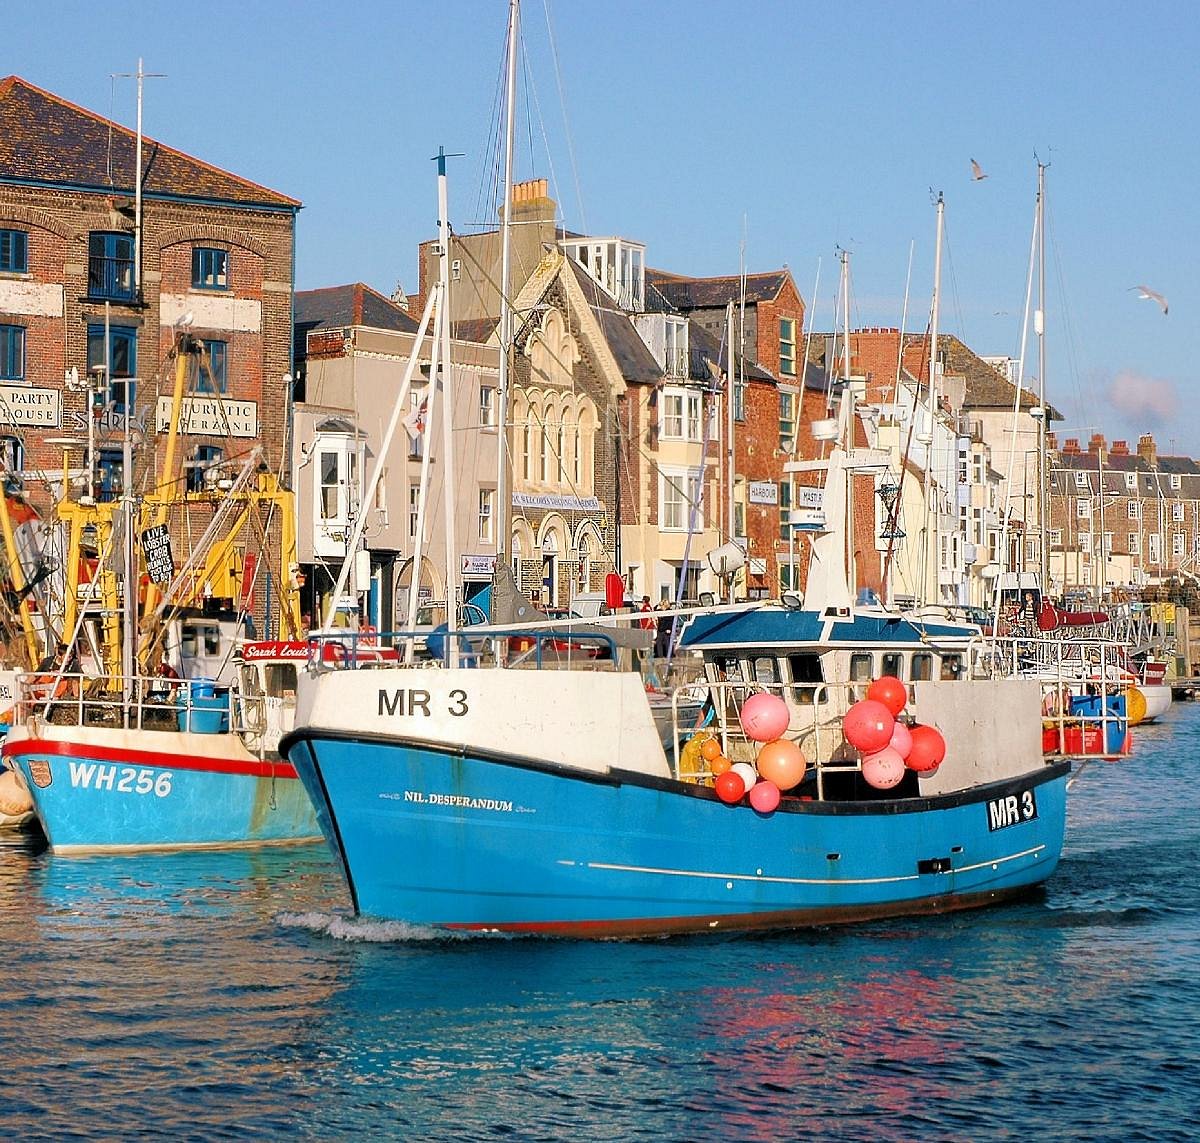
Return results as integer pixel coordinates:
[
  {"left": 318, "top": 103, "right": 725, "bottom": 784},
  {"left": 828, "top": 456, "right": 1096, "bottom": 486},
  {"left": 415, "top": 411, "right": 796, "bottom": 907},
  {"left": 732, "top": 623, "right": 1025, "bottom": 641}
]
[
  {"left": 725, "top": 298, "right": 735, "bottom": 601},
  {"left": 1035, "top": 159, "right": 1049, "bottom": 592},
  {"left": 435, "top": 148, "right": 461, "bottom": 665},
  {"left": 495, "top": 0, "right": 518, "bottom": 576},
  {"left": 925, "top": 192, "right": 944, "bottom": 606}
]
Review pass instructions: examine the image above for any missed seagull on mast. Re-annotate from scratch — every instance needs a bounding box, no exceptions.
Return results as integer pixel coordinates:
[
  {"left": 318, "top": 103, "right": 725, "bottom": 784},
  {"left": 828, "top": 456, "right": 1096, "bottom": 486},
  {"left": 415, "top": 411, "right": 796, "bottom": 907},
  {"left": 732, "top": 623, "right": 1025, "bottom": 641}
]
[
  {"left": 1130, "top": 285, "right": 1169, "bottom": 315},
  {"left": 970, "top": 158, "right": 988, "bottom": 181}
]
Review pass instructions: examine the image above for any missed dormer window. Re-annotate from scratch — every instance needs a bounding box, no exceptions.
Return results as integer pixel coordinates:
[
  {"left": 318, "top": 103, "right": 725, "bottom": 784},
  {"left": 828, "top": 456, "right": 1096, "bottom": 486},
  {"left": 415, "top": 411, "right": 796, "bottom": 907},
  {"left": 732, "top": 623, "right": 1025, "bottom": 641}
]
[{"left": 562, "top": 236, "right": 645, "bottom": 311}]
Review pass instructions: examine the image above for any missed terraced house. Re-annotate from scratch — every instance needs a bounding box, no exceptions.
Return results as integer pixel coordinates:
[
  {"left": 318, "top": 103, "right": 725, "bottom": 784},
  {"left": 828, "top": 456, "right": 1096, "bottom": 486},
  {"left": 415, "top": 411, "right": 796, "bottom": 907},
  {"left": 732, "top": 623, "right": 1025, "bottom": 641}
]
[{"left": 0, "top": 76, "right": 299, "bottom": 623}]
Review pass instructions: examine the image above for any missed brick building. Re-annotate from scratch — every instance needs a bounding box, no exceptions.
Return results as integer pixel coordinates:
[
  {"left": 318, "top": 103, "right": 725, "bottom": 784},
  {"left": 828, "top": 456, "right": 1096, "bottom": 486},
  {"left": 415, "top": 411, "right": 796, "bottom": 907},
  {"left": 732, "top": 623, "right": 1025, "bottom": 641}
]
[{"left": 0, "top": 76, "right": 299, "bottom": 630}]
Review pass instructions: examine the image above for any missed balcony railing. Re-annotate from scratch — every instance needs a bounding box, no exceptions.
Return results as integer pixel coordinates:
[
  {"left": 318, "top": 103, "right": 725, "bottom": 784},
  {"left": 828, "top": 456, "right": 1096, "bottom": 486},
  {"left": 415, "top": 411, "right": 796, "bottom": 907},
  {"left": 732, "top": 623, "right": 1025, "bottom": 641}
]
[
  {"left": 663, "top": 347, "right": 688, "bottom": 378},
  {"left": 88, "top": 255, "right": 135, "bottom": 301}
]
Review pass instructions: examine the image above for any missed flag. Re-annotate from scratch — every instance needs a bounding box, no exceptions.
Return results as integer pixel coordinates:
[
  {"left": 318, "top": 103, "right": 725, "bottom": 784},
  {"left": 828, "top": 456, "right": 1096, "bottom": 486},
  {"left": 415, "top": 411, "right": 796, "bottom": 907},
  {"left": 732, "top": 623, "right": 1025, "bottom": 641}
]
[{"left": 403, "top": 393, "right": 429, "bottom": 440}]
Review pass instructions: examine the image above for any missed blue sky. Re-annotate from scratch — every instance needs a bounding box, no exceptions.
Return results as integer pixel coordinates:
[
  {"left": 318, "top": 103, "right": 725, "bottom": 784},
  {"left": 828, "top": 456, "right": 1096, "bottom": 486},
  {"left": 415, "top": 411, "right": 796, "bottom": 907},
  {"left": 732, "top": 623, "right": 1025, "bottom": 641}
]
[{"left": 7, "top": 0, "right": 1196, "bottom": 451}]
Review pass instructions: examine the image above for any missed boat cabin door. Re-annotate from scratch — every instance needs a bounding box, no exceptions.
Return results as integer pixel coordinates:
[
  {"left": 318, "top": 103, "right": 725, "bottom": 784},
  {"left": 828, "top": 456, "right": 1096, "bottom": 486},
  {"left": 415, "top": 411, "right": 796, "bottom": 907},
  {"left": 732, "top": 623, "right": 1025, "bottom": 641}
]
[{"left": 237, "top": 659, "right": 298, "bottom": 756}]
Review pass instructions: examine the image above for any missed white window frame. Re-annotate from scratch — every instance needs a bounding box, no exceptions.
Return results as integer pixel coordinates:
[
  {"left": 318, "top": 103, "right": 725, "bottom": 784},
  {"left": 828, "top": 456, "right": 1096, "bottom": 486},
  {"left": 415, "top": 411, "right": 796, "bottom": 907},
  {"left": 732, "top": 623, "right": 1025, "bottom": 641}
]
[
  {"left": 1148, "top": 532, "right": 1162, "bottom": 564},
  {"left": 660, "top": 386, "right": 703, "bottom": 442},
  {"left": 1074, "top": 470, "right": 1089, "bottom": 488},
  {"left": 1173, "top": 532, "right": 1186, "bottom": 558},
  {"left": 1170, "top": 474, "right": 1182, "bottom": 490},
  {"left": 1125, "top": 472, "right": 1138, "bottom": 490},
  {"left": 1128, "top": 500, "right": 1141, "bottom": 519},
  {"left": 1173, "top": 501, "right": 1185, "bottom": 522},
  {"left": 478, "top": 488, "right": 495, "bottom": 543},
  {"left": 479, "top": 385, "right": 496, "bottom": 429},
  {"left": 660, "top": 466, "right": 702, "bottom": 531},
  {"left": 1128, "top": 533, "right": 1141, "bottom": 556},
  {"left": 1076, "top": 497, "right": 1091, "bottom": 519}
]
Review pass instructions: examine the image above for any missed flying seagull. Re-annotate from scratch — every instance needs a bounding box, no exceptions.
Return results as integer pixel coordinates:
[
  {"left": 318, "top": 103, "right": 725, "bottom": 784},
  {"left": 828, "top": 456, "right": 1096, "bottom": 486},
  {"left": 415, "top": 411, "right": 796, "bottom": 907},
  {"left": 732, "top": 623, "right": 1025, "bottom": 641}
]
[
  {"left": 970, "top": 158, "right": 987, "bottom": 181},
  {"left": 1130, "top": 285, "right": 1169, "bottom": 315}
]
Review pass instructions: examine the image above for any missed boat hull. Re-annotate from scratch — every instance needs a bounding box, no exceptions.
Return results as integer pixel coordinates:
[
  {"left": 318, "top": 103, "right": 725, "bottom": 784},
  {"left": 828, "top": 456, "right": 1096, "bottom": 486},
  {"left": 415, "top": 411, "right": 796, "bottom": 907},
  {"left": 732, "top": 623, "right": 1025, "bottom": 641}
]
[
  {"left": 4, "top": 724, "right": 320, "bottom": 854},
  {"left": 286, "top": 729, "right": 1069, "bottom": 938},
  {"left": 1139, "top": 684, "right": 1172, "bottom": 723}
]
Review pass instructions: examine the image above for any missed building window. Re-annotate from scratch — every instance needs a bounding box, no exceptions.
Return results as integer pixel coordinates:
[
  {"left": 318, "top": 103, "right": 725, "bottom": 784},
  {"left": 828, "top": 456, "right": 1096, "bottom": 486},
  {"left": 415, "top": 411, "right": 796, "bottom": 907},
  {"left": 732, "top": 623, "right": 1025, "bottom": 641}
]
[
  {"left": 319, "top": 451, "right": 339, "bottom": 521},
  {"left": 1128, "top": 533, "right": 1141, "bottom": 556},
  {"left": 1127, "top": 501, "right": 1140, "bottom": 519},
  {"left": 408, "top": 389, "right": 427, "bottom": 458},
  {"left": 1124, "top": 472, "right": 1137, "bottom": 490},
  {"left": 0, "top": 435, "right": 21, "bottom": 493},
  {"left": 664, "top": 318, "right": 688, "bottom": 377},
  {"left": 1148, "top": 533, "right": 1161, "bottom": 564},
  {"left": 1074, "top": 470, "right": 1089, "bottom": 488},
  {"left": 541, "top": 416, "right": 554, "bottom": 481},
  {"left": 478, "top": 488, "right": 495, "bottom": 543},
  {"left": 661, "top": 387, "right": 703, "bottom": 441},
  {"left": 1173, "top": 532, "right": 1186, "bottom": 558},
  {"left": 86, "top": 324, "right": 137, "bottom": 413},
  {"left": 194, "top": 339, "right": 227, "bottom": 393},
  {"left": 479, "top": 385, "right": 496, "bottom": 428},
  {"left": 521, "top": 419, "right": 532, "bottom": 479},
  {"left": 661, "top": 468, "right": 701, "bottom": 531},
  {"left": 779, "top": 480, "right": 792, "bottom": 541},
  {"left": 1173, "top": 501, "right": 1185, "bottom": 522},
  {"left": 733, "top": 378, "right": 746, "bottom": 423},
  {"left": 1048, "top": 528, "right": 1062, "bottom": 546},
  {"left": 87, "top": 231, "right": 135, "bottom": 300},
  {"left": 779, "top": 390, "right": 796, "bottom": 449},
  {"left": 96, "top": 448, "right": 123, "bottom": 502},
  {"left": 0, "top": 325, "right": 24, "bottom": 380},
  {"left": 186, "top": 445, "right": 223, "bottom": 492},
  {"left": 409, "top": 485, "right": 420, "bottom": 539},
  {"left": 1076, "top": 497, "right": 1091, "bottom": 519},
  {"left": 1170, "top": 474, "right": 1182, "bottom": 490},
  {"left": 779, "top": 318, "right": 797, "bottom": 376},
  {"left": 191, "top": 247, "right": 229, "bottom": 290},
  {"left": 0, "top": 229, "right": 28, "bottom": 274}
]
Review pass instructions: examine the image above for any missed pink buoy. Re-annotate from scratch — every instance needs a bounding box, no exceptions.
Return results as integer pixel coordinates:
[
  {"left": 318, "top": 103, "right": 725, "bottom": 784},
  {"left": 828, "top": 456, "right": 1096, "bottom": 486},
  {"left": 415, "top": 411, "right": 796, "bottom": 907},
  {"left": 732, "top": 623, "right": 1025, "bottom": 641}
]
[
  {"left": 866, "top": 675, "right": 907, "bottom": 717},
  {"left": 749, "top": 780, "right": 781, "bottom": 813},
  {"left": 906, "top": 724, "right": 946, "bottom": 772},
  {"left": 862, "top": 746, "right": 906, "bottom": 789},
  {"left": 843, "top": 699, "right": 895, "bottom": 754},
  {"left": 889, "top": 720, "right": 913, "bottom": 760},
  {"left": 739, "top": 692, "right": 790, "bottom": 742}
]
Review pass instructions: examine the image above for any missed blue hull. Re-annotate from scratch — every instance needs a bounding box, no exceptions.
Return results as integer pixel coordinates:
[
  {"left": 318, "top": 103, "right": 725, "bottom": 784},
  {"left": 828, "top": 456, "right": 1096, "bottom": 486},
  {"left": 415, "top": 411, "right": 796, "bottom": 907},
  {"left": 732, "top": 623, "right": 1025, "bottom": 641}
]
[
  {"left": 287, "top": 732, "right": 1069, "bottom": 937},
  {"left": 6, "top": 730, "right": 320, "bottom": 854}
]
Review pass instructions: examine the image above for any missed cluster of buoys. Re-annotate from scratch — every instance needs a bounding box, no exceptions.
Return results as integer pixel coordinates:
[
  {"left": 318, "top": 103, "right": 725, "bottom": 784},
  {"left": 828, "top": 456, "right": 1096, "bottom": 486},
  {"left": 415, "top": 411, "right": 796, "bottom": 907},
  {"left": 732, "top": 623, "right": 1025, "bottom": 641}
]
[
  {"left": 844, "top": 676, "right": 946, "bottom": 789},
  {"left": 683, "top": 692, "right": 805, "bottom": 813}
]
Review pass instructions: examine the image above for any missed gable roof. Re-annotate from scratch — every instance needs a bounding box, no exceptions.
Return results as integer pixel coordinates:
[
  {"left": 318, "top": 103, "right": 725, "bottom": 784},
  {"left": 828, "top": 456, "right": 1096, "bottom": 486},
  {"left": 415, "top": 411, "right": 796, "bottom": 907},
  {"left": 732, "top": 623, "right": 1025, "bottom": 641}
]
[
  {"left": 294, "top": 283, "right": 418, "bottom": 358},
  {"left": 563, "top": 258, "right": 663, "bottom": 384},
  {"left": 644, "top": 269, "right": 790, "bottom": 312},
  {"left": 0, "top": 76, "right": 298, "bottom": 210}
]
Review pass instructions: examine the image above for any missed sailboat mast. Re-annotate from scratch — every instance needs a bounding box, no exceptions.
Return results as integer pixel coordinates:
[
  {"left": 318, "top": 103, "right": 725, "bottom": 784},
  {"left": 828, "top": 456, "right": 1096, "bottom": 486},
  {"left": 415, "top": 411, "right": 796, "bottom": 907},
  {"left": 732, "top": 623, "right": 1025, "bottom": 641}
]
[
  {"left": 495, "top": 0, "right": 519, "bottom": 569},
  {"left": 1035, "top": 160, "right": 1049, "bottom": 591},
  {"left": 435, "top": 149, "right": 461, "bottom": 664},
  {"left": 725, "top": 299, "right": 735, "bottom": 601}
]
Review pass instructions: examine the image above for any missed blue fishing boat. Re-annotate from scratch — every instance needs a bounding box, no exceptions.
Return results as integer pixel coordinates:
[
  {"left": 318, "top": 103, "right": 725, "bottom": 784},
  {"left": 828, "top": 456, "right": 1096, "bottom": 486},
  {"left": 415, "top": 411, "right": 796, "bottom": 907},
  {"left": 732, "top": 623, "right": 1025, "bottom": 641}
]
[{"left": 1, "top": 335, "right": 321, "bottom": 853}]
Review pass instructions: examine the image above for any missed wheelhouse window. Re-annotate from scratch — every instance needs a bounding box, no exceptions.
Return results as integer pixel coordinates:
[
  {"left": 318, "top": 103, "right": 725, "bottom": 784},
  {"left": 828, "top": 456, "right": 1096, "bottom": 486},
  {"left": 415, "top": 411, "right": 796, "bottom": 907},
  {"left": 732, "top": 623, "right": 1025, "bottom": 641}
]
[
  {"left": 787, "top": 652, "right": 825, "bottom": 705},
  {"left": 194, "top": 339, "right": 227, "bottom": 393},
  {"left": 881, "top": 652, "right": 902, "bottom": 678},
  {"left": 86, "top": 324, "right": 137, "bottom": 413},
  {"left": 0, "top": 325, "right": 24, "bottom": 380},
  {"left": 911, "top": 652, "right": 933, "bottom": 681},
  {"left": 0, "top": 229, "right": 28, "bottom": 273},
  {"left": 88, "top": 231, "right": 135, "bottom": 300},
  {"left": 751, "top": 657, "right": 779, "bottom": 685},
  {"left": 849, "top": 653, "right": 873, "bottom": 682},
  {"left": 192, "top": 247, "right": 229, "bottom": 290}
]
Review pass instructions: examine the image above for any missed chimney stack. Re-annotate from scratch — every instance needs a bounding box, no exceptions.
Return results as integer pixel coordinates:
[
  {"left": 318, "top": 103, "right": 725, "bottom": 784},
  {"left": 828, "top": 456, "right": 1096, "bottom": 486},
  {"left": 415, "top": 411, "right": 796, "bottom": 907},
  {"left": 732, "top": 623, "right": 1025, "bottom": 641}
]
[{"left": 1137, "top": 433, "right": 1158, "bottom": 466}]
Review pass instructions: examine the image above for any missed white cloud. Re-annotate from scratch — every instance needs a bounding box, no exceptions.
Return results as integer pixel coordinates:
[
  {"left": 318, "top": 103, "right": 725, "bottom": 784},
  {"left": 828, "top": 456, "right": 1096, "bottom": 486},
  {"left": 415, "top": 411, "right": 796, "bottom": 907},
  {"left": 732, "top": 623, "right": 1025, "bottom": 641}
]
[{"left": 1105, "top": 370, "right": 1179, "bottom": 427}]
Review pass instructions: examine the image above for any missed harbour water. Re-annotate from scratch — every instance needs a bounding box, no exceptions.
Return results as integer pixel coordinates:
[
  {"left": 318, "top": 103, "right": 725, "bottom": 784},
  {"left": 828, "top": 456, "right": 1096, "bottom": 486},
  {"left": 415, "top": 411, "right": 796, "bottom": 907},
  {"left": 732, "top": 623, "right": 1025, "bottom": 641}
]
[{"left": 2, "top": 707, "right": 1197, "bottom": 1141}]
